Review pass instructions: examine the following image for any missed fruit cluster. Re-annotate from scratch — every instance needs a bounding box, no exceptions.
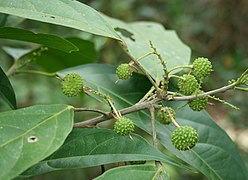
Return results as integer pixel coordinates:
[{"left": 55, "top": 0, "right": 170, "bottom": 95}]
[
  {"left": 177, "top": 57, "right": 213, "bottom": 111},
  {"left": 157, "top": 106, "right": 199, "bottom": 151}
]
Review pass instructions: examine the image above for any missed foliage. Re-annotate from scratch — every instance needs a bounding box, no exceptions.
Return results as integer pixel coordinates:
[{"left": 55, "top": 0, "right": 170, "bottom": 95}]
[{"left": 0, "top": 1, "right": 247, "bottom": 179}]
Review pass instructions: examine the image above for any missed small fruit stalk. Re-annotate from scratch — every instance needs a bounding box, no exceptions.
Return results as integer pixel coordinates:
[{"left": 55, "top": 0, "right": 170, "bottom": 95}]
[
  {"left": 171, "top": 57, "right": 214, "bottom": 111},
  {"left": 157, "top": 107, "right": 175, "bottom": 125}
]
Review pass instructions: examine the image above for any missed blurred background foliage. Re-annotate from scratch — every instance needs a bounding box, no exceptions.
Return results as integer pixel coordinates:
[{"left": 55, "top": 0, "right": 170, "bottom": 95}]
[{"left": 0, "top": 0, "right": 247, "bottom": 179}]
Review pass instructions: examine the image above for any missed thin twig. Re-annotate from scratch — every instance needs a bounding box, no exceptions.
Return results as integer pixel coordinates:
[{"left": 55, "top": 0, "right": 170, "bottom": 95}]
[
  {"left": 149, "top": 106, "right": 157, "bottom": 147},
  {"left": 167, "top": 65, "right": 193, "bottom": 74},
  {"left": 73, "top": 98, "right": 160, "bottom": 128},
  {"left": 208, "top": 95, "right": 240, "bottom": 110},
  {"left": 138, "top": 86, "right": 156, "bottom": 103},
  {"left": 74, "top": 107, "right": 108, "bottom": 116},
  {"left": 168, "top": 74, "right": 185, "bottom": 80},
  {"left": 83, "top": 86, "right": 121, "bottom": 119},
  {"left": 15, "top": 69, "right": 56, "bottom": 77},
  {"left": 170, "top": 82, "right": 237, "bottom": 101},
  {"left": 121, "top": 43, "right": 159, "bottom": 92},
  {"left": 74, "top": 82, "right": 237, "bottom": 128},
  {"left": 234, "top": 86, "right": 248, "bottom": 92},
  {"left": 166, "top": 108, "right": 180, "bottom": 128}
]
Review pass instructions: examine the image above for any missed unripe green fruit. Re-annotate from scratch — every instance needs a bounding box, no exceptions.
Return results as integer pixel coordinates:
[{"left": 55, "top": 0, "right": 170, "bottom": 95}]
[
  {"left": 192, "top": 57, "right": 213, "bottom": 81},
  {"left": 61, "top": 73, "right": 83, "bottom": 97},
  {"left": 178, "top": 74, "right": 199, "bottom": 95},
  {"left": 116, "top": 64, "right": 132, "bottom": 80},
  {"left": 157, "top": 107, "right": 176, "bottom": 125},
  {"left": 114, "top": 117, "right": 135, "bottom": 136},
  {"left": 188, "top": 90, "right": 208, "bottom": 111},
  {"left": 171, "top": 126, "right": 199, "bottom": 151}
]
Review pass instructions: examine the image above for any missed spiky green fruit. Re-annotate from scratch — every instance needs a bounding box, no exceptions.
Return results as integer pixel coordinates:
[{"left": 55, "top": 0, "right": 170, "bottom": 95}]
[
  {"left": 178, "top": 74, "right": 199, "bottom": 95},
  {"left": 171, "top": 126, "right": 199, "bottom": 151},
  {"left": 188, "top": 90, "right": 208, "bottom": 111},
  {"left": 192, "top": 57, "right": 213, "bottom": 81},
  {"left": 157, "top": 107, "right": 176, "bottom": 125},
  {"left": 116, "top": 63, "right": 132, "bottom": 80},
  {"left": 61, "top": 73, "right": 83, "bottom": 97},
  {"left": 114, "top": 117, "right": 135, "bottom": 136}
]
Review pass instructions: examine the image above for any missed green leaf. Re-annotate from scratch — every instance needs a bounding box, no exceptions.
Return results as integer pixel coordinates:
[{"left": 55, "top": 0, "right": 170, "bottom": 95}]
[
  {"left": 0, "top": 27, "right": 78, "bottom": 53},
  {"left": 104, "top": 15, "right": 191, "bottom": 80},
  {"left": 58, "top": 64, "right": 247, "bottom": 179},
  {"left": 0, "top": 66, "right": 16, "bottom": 109},
  {"left": 0, "top": 0, "right": 120, "bottom": 40},
  {"left": 128, "top": 102, "right": 248, "bottom": 180},
  {"left": 95, "top": 165, "right": 170, "bottom": 180},
  {"left": 0, "top": 13, "right": 7, "bottom": 26},
  {"left": 0, "top": 104, "right": 74, "bottom": 180},
  {"left": 34, "top": 37, "right": 97, "bottom": 72},
  {"left": 21, "top": 129, "right": 180, "bottom": 177}
]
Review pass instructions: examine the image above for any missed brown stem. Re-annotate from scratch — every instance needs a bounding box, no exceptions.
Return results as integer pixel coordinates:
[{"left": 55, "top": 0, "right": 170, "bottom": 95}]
[
  {"left": 149, "top": 106, "right": 157, "bottom": 147},
  {"left": 74, "top": 82, "right": 237, "bottom": 128}
]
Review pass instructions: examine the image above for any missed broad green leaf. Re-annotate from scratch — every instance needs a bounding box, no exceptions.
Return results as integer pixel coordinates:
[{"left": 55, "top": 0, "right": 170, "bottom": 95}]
[
  {"left": 21, "top": 129, "right": 180, "bottom": 177},
  {"left": 0, "top": 66, "right": 16, "bottom": 109},
  {"left": 34, "top": 37, "right": 97, "bottom": 72},
  {"left": 0, "top": 27, "right": 78, "bottom": 53},
  {"left": 0, "top": 0, "right": 120, "bottom": 40},
  {"left": 58, "top": 64, "right": 247, "bottom": 179},
  {"left": 0, "top": 13, "right": 7, "bottom": 26},
  {"left": 95, "top": 165, "right": 170, "bottom": 180},
  {"left": 127, "top": 103, "right": 248, "bottom": 180},
  {"left": 0, "top": 104, "right": 74, "bottom": 180},
  {"left": 104, "top": 15, "right": 191, "bottom": 80}
]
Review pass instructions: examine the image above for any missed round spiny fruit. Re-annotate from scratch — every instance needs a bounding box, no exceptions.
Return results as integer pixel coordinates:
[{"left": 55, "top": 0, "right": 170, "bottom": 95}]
[
  {"left": 171, "top": 126, "right": 199, "bottom": 151},
  {"left": 61, "top": 73, "right": 83, "bottom": 97},
  {"left": 188, "top": 90, "right": 208, "bottom": 111},
  {"left": 178, "top": 74, "right": 199, "bottom": 95},
  {"left": 116, "top": 63, "right": 132, "bottom": 80},
  {"left": 157, "top": 107, "right": 176, "bottom": 125},
  {"left": 114, "top": 117, "right": 135, "bottom": 136},
  {"left": 192, "top": 57, "right": 213, "bottom": 81}
]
